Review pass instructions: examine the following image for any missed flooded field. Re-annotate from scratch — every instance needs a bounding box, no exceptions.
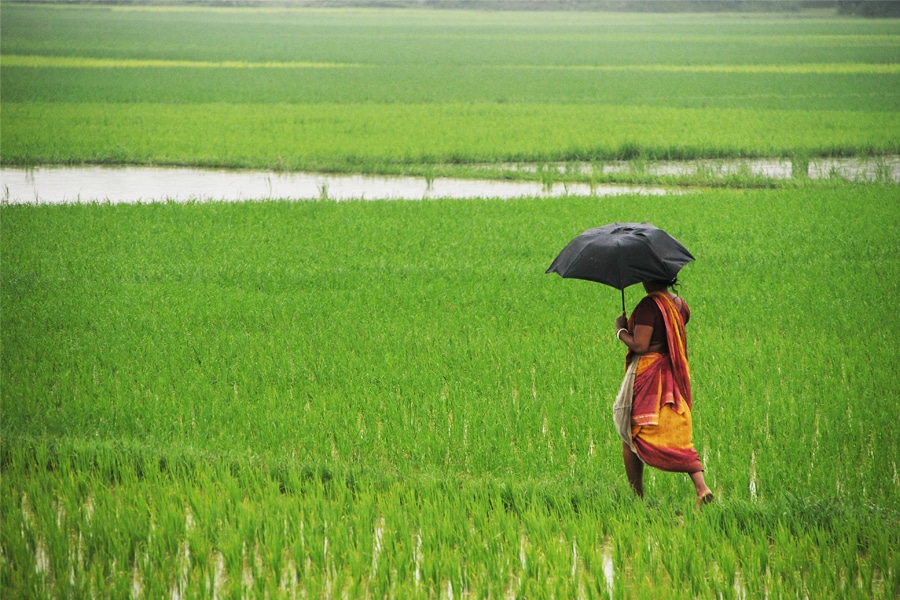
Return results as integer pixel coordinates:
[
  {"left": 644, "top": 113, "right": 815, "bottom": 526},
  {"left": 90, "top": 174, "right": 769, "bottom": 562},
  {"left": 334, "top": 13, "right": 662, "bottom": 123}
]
[
  {"left": 487, "top": 156, "right": 900, "bottom": 180},
  {"left": 0, "top": 166, "right": 669, "bottom": 205},
  {"left": 2, "top": 157, "right": 894, "bottom": 206}
]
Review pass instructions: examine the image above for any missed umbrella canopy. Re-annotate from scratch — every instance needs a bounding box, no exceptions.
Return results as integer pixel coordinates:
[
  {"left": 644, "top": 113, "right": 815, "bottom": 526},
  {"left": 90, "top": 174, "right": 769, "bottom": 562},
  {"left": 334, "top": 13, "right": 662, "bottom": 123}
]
[{"left": 546, "top": 222, "right": 694, "bottom": 311}]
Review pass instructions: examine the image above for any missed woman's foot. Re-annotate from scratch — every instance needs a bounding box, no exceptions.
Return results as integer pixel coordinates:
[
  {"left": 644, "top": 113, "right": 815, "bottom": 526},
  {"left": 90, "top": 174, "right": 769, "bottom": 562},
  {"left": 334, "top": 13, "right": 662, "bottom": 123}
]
[{"left": 689, "top": 471, "right": 713, "bottom": 509}]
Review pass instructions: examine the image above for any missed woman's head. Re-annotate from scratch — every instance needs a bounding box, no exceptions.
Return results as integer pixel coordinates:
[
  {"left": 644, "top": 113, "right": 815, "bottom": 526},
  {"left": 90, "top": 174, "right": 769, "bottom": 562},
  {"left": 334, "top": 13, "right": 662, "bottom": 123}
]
[{"left": 642, "top": 277, "right": 678, "bottom": 293}]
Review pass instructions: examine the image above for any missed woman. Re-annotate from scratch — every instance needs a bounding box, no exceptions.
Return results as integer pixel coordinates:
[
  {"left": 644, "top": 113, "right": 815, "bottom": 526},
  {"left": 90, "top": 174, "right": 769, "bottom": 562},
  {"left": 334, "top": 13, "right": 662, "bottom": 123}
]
[{"left": 614, "top": 279, "right": 713, "bottom": 508}]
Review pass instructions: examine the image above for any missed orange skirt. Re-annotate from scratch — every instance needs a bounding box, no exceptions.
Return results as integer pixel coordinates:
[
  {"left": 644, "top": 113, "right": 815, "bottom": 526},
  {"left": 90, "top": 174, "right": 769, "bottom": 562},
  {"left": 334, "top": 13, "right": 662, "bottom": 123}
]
[{"left": 630, "top": 353, "right": 703, "bottom": 473}]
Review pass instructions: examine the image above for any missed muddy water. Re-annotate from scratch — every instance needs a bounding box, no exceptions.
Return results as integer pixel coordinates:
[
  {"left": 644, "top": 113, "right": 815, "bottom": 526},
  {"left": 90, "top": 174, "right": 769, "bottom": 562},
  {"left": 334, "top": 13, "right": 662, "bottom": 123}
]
[{"left": 0, "top": 166, "right": 669, "bottom": 205}]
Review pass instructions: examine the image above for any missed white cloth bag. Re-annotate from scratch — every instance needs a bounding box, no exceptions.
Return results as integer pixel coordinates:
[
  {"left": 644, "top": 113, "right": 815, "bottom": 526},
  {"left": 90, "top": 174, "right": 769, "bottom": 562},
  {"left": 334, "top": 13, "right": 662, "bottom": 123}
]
[{"left": 613, "top": 358, "right": 640, "bottom": 457}]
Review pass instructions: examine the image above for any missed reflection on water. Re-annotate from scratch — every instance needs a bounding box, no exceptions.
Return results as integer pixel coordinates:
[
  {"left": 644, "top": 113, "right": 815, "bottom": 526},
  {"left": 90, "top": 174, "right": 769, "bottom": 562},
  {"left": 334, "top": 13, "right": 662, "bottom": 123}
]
[
  {"left": 0, "top": 166, "right": 669, "bottom": 205},
  {"left": 601, "top": 536, "right": 615, "bottom": 600},
  {"left": 2, "top": 157, "right": 895, "bottom": 206},
  {"left": 490, "top": 156, "right": 900, "bottom": 181}
]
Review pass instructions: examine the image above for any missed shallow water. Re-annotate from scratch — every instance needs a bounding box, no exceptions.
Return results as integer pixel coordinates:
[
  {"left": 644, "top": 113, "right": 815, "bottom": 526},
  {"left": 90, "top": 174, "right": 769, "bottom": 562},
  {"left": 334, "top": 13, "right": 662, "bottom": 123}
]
[
  {"left": 2, "top": 156, "right": 895, "bottom": 206},
  {"left": 0, "top": 166, "right": 670, "bottom": 205},
  {"left": 489, "top": 156, "right": 900, "bottom": 181}
]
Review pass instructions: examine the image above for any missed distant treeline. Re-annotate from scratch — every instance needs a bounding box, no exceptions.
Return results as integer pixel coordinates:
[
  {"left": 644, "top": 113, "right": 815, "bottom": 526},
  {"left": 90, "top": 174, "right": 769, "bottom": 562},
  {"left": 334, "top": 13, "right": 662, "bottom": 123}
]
[
  {"left": 11, "top": 0, "right": 900, "bottom": 16},
  {"left": 834, "top": 0, "right": 900, "bottom": 15}
]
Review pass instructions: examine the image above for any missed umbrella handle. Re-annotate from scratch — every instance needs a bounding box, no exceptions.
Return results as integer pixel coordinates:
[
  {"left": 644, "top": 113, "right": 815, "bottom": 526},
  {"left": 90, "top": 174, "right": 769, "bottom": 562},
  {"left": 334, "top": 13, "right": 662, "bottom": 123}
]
[{"left": 621, "top": 289, "right": 626, "bottom": 314}]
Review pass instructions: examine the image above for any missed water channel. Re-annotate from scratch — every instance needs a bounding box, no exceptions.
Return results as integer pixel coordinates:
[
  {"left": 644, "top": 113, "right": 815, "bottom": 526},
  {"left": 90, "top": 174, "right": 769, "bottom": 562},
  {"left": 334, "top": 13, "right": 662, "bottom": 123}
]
[
  {"left": 0, "top": 166, "right": 668, "bottom": 205},
  {"left": 2, "top": 156, "right": 896, "bottom": 205}
]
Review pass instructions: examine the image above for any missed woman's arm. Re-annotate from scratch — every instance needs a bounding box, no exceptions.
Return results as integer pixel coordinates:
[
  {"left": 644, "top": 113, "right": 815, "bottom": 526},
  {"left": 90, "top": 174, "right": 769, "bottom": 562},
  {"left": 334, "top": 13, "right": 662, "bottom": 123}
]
[{"left": 615, "top": 322, "right": 655, "bottom": 354}]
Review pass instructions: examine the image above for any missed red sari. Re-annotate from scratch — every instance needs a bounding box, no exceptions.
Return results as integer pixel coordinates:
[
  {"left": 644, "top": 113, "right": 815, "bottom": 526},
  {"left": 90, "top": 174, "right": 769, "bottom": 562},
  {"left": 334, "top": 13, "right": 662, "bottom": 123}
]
[{"left": 626, "top": 292, "right": 703, "bottom": 473}]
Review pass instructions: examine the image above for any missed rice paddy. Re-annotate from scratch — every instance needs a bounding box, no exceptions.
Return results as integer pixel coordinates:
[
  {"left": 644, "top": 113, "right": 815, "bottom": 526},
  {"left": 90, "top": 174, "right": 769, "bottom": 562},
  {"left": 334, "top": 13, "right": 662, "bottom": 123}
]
[
  {"left": 4, "top": 54, "right": 898, "bottom": 74},
  {"left": 1, "top": 3, "right": 898, "bottom": 598},
  {"left": 3, "top": 185, "right": 899, "bottom": 598},
  {"left": 0, "top": 55, "right": 362, "bottom": 69},
  {"left": 2, "top": 4, "right": 899, "bottom": 172}
]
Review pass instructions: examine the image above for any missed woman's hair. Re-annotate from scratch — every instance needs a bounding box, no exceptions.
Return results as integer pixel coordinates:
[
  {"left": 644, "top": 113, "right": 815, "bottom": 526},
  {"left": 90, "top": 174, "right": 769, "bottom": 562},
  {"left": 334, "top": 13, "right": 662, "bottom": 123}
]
[
  {"left": 648, "top": 277, "right": 679, "bottom": 289},
  {"left": 644, "top": 277, "right": 681, "bottom": 296}
]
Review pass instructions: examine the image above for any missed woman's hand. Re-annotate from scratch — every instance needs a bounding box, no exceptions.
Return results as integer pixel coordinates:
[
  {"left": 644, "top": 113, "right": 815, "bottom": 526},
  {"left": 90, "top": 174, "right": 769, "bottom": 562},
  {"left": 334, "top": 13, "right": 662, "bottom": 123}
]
[{"left": 615, "top": 310, "right": 655, "bottom": 354}]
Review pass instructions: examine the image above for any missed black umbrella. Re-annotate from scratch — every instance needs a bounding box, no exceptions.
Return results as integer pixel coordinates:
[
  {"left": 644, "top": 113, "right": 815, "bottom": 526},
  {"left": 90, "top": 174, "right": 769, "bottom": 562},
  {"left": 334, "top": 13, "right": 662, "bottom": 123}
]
[{"left": 546, "top": 222, "right": 694, "bottom": 312}]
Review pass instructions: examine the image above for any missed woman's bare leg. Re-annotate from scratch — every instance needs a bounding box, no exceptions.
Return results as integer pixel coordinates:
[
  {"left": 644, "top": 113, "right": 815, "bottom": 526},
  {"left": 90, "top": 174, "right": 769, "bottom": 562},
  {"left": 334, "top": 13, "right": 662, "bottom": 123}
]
[
  {"left": 623, "top": 442, "right": 644, "bottom": 498},
  {"left": 690, "top": 471, "right": 713, "bottom": 507}
]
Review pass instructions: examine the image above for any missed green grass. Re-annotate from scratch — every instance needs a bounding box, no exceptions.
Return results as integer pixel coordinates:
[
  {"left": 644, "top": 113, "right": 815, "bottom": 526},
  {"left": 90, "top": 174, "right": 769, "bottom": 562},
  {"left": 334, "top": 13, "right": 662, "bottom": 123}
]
[
  {"left": 1, "top": 4, "right": 898, "bottom": 171},
  {"left": 3, "top": 103, "right": 897, "bottom": 172},
  {"left": 3, "top": 184, "right": 899, "bottom": 597},
  {"left": 1, "top": 4, "right": 898, "bottom": 596},
  {"left": 3, "top": 60, "right": 898, "bottom": 110}
]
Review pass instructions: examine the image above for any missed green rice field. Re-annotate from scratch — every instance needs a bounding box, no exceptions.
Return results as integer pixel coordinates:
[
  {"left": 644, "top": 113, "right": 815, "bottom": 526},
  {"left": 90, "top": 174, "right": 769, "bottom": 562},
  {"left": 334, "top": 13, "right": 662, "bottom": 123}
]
[
  {"left": 2, "top": 3, "right": 899, "bottom": 599},
  {"left": 1, "top": 4, "right": 899, "bottom": 173},
  {"left": 3, "top": 186, "right": 899, "bottom": 597}
]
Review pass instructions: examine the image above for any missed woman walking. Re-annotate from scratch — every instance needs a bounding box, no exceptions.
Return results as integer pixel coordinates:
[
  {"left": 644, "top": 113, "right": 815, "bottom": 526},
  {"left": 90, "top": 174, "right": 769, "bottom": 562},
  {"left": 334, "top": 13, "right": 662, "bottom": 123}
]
[{"left": 613, "top": 279, "right": 713, "bottom": 508}]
